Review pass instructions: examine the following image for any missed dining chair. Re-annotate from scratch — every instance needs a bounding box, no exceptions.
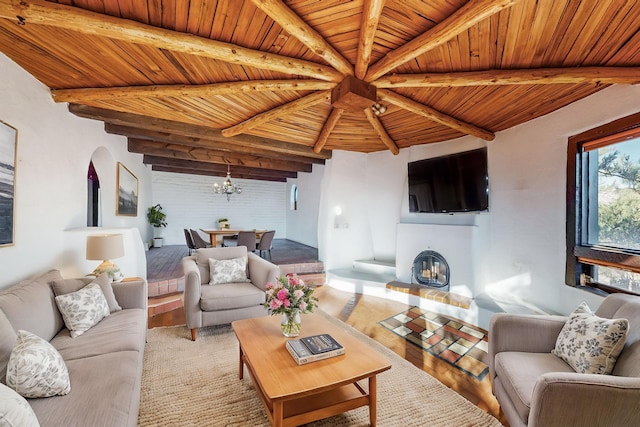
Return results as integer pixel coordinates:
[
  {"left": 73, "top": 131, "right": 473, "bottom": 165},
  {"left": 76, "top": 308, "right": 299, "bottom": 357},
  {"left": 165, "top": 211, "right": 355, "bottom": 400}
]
[
  {"left": 190, "top": 229, "right": 212, "bottom": 249},
  {"left": 236, "top": 231, "right": 257, "bottom": 251},
  {"left": 184, "top": 229, "right": 196, "bottom": 254},
  {"left": 222, "top": 234, "right": 239, "bottom": 247},
  {"left": 256, "top": 230, "right": 275, "bottom": 260}
]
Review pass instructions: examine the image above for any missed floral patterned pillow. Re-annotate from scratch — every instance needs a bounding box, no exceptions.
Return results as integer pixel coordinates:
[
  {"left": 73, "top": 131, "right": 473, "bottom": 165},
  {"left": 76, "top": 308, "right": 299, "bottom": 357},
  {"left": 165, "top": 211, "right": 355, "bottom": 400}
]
[
  {"left": 208, "top": 257, "right": 250, "bottom": 285},
  {"left": 6, "top": 330, "right": 70, "bottom": 398},
  {"left": 54, "top": 282, "right": 110, "bottom": 338},
  {"left": 552, "top": 302, "right": 628, "bottom": 374},
  {"left": 0, "top": 382, "right": 40, "bottom": 426}
]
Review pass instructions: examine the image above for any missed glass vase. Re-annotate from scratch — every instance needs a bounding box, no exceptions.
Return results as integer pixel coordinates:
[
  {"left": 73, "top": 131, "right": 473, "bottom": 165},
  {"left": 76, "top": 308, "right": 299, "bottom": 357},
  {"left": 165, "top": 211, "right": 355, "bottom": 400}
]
[{"left": 281, "top": 310, "right": 301, "bottom": 337}]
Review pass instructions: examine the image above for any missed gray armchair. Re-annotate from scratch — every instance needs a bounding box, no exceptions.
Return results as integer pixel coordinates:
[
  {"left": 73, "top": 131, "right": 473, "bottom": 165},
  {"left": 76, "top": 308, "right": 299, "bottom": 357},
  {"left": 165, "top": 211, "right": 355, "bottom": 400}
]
[
  {"left": 489, "top": 293, "right": 640, "bottom": 427},
  {"left": 182, "top": 246, "right": 280, "bottom": 341}
]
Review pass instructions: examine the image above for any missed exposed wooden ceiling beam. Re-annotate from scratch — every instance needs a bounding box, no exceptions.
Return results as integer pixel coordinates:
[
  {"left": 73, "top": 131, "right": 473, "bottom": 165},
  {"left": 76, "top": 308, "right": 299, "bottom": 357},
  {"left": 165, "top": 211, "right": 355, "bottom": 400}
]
[
  {"left": 0, "top": 0, "right": 343, "bottom": 82},
  {"left": 68, "top": 104, "right": 332, "bottom": 160},
  {"left": 105, "top": 124, "right": 325, "bottom": 165},
  {"left": 128, "top": 138, "right": 313, "bottom": 173},
  {"left": 355, "top": 0, "right": 386, "bottom": 80},
  {"left": 378, "top": 89, "right": 495, "bottom": 141},
  {"left": 143, "top": 155, "right": 297, "bottom": 179},
  {"left": 365, "top": 0, "right": 522, "bottom": 81},
  {"left": 314, "top": 108, "right": 344, "bottom": 153},
  {"left": 221, "top": 90, "right": 331, "bottom": 137},
  {"left": 374, "top": 67, "right": 640, "bottom": 88},
  {"left": 52, "top": 80, "right": 336, "bottom": 103},
  {"left": 151, "top": 165, "right": 289, "bottom": 182},
  {"left": 248, "top": 0, "right": 353, "bottom": 76},
  {"left": 364, "top": 108, "right": 399, "bottom": 155}
]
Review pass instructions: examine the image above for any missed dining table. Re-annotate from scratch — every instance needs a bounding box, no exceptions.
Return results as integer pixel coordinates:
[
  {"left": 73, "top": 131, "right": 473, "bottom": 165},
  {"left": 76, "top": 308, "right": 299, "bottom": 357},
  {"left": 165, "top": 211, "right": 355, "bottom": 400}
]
[{"left": 200, "top": 228, "right": 268, "bottom": 247}]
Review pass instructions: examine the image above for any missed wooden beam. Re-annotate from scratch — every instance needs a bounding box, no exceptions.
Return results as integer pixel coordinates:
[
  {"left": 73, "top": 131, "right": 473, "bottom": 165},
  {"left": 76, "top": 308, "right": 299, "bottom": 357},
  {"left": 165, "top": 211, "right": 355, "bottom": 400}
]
[
  {"left": 355, "top": 0, "right": 386, "bottom": 80},
  {"left": 52, "top": 80, "right": 336, "bottom": 103},
  {"left": 105, "top": 123, "right": 325, "bottom": 164},
  {"left": 221, "top": 90, "right": 331, "bottom": 137},
  {"left": 314, "top": 108, "right": 344, "bottom": 153},
  {"left": 0, "top": 0, "right": 343, "bottom": 82},
  {"left": 143, "top": 155, "right": 297, "bottom": 179},
  {"left": 248, "top": 0, "right": 353, "bottom": 76},
  {"left": 374, "top": 67, "right": 640, "bottom": 88},
  {"left": 365, "top": 0, "right": 522, "bottom": 81},
  {"left": 378, "top": 89, "right": 495, "bottom": 141},
  {"left": 151, "top": 165, "right": 289, "bottom": 182},
  {"left": 364, "top": 108, "right": 400, "bottom": 155},
  {"left": 128, "top": 139, "right": 313, "bottom": 173},
  {"left": 68, "top": 104, "right": 332, "bottom": 160}
]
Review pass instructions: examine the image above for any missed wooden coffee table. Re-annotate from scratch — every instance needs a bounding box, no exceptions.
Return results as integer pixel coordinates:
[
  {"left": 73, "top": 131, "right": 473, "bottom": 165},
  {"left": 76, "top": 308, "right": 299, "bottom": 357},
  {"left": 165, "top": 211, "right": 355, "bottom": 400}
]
[{"left": 232, "top": 313, "right": 391, "bottom": 427}]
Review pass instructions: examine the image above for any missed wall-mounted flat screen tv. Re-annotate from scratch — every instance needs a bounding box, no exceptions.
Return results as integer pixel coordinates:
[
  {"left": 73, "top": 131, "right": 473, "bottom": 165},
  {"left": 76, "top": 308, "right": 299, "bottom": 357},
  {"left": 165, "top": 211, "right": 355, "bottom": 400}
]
[{"left": 408, "top": 148, "right": 489, "bottom": 213}]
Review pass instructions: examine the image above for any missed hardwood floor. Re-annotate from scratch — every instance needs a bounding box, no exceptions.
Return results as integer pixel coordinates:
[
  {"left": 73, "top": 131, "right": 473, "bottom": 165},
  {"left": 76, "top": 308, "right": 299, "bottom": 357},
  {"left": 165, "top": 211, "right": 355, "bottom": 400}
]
[{"left": 148, "top": 285, "right": 507, "bottom": 425}]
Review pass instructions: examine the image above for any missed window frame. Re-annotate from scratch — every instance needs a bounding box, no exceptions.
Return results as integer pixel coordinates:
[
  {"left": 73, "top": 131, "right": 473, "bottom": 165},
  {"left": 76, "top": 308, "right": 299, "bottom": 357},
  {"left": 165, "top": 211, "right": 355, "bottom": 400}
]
[{"left": 566, "top": 111, "right": 640, "bottom": 296}]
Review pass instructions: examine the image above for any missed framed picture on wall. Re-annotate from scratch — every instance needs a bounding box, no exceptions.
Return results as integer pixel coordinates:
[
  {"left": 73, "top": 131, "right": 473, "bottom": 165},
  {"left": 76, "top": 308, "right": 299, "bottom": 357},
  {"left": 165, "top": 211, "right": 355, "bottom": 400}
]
[
  {"left": 0, "top": 121, "right": 17, "bottom": 246},
  {"left": 116, "top": 162, "right": 138, "bottom": 216}
]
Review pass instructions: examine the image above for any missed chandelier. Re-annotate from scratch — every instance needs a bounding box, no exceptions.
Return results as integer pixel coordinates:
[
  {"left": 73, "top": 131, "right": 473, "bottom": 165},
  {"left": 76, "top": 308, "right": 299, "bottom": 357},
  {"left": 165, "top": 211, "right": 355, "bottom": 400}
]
[{"left": 213, "top": 165, "right": 242, "bottom": 202}]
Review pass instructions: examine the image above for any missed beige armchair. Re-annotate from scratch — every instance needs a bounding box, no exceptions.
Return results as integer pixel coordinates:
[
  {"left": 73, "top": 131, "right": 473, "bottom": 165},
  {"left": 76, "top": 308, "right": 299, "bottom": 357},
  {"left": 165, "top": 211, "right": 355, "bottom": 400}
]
[
  {"left": 182, "top": 246, "right": 280, "bottom": 341},
  {"left": 489, "top": 293, "right": 640, "bottom": 427}
]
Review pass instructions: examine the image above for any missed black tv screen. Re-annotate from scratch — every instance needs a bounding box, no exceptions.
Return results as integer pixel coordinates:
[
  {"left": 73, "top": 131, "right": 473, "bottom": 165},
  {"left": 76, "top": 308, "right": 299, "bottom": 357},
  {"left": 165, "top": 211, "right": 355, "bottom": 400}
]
[{"left": 408, "top": 148, "right": 489, "bottom": 213}]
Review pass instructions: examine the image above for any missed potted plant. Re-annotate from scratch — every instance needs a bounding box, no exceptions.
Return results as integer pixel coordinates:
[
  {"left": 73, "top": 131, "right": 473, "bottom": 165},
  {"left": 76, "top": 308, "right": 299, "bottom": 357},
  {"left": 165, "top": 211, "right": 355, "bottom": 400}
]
[
  {"left": 218, "top": 217, "right": 230, "bottom": 229},
  {"left": 147, "top": 204, "right": 167, "bottom": 248}
]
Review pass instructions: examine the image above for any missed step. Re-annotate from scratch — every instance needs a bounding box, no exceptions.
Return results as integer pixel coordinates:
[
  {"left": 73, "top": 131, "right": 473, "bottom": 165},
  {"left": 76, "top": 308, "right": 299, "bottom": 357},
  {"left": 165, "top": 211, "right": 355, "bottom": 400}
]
[
  {"left": 353, "top": 259, "right": 396, "bottom": 276},
  {"left": 147, "top": 276, "right": 185, "bottom": 297},
  {"left": 148, "top": 292, "right": 183, "bottom": 316}
]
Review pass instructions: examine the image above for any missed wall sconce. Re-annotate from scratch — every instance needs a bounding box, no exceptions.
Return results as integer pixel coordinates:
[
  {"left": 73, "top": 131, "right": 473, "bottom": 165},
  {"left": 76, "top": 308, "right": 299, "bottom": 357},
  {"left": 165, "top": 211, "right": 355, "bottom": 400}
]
[
  {"left": 86, "top": 234, "right": 125, "bottom": 282},
  {"left": 371, "top": 102, "right": 387, "bottom": 116}
]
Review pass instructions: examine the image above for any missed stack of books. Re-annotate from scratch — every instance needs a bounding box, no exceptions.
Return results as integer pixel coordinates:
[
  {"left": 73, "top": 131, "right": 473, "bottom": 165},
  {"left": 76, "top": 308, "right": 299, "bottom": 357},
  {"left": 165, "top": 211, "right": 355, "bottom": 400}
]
[{"left": 285, "top": 334, "right": 345, "bottom": 365}]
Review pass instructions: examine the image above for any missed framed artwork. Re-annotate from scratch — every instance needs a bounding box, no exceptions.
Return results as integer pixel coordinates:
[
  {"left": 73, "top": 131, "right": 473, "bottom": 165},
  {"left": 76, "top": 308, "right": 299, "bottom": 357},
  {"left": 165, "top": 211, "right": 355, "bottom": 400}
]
[
  {"left": 116, "top": 162, "right": 138, "bottom": 216},
  {"left": 0, "top": 121, "right": 17, "bottom": 247}
]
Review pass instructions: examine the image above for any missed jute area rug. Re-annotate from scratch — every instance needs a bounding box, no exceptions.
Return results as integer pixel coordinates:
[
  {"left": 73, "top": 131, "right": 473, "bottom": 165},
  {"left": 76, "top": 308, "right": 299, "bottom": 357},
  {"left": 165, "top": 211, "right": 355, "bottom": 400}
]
[{"left": 138, "top": 311, "right": 502, "bottom": 427}]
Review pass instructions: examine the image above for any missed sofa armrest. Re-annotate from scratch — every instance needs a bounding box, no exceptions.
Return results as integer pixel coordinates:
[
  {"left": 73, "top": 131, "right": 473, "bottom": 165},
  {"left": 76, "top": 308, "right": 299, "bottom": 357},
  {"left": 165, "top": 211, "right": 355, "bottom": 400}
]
[
  {"left": 112, "top": 279, "right": 147, "bottom": 310},
  {"left": 247, "top": 253, "right": 280, "bottom": 291},
  {"left": 529, "top": 372, "right": 640, "bottom": 427},
  {"left": 182, "top": 256, "right": 203, "bottom": 330}
]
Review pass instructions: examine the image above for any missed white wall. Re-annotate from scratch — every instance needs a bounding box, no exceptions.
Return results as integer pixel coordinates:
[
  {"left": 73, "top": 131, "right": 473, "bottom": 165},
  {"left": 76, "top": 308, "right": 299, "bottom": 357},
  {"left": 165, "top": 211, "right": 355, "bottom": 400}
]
[
  {"left": 286, "top": 164, "right": 324, "bottom": 247},
  {"left": 150, "top": 171, "right": 287, "bottom": 245},
  {"left": 0, "top": 53, "right": 152, "bottom": 289},
  {"left": 317, "top": 84, "right": 640, "bottom": 315}
]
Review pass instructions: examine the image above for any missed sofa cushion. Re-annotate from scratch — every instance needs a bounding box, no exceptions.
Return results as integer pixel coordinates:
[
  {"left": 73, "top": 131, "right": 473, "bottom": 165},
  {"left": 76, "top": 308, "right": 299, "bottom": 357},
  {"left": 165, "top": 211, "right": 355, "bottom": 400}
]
[
  {"left": 0, "top": 310, "right": 16, "bottom": 386},
  {"left": 51, "top": 309, "right": 147, "bottom": 361},
  {"left": 52, "top": 273, "right": 122, "bottom": 313},
  {"left": 0, "top": 270, "right": 65, "bottom": 342},
  {"left": 6, "top": 330, "right": 70, "bottom": 398},
  {"left": 0, "top": 382, "right": 40, "bottom": 427},
  {"left": 552, "top": 302, "right": 628, "bottom": 374},
  {"left": 194, "top": 246, "right": 248, "bottom": 285},
  {"left": 494, "top": 351, "right": 574, "bottom": 422},
  {"left": 200, "top": 282, "right": 265, "bottom": 311},
  {"left": 54, "top": 283, "right": 110, "bottom": 338},
  {"left": 29, "top": 351, "right": 142, "bottom": 427},
  {"left": 208, "top": 256, "right": 250, "bottom": 285}
]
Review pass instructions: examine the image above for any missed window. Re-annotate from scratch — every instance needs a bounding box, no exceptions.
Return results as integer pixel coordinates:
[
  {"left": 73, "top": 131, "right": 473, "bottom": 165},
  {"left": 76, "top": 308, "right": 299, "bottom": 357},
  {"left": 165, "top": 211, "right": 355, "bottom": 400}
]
[
  {"left": 566, "top": 112, "right": 640, "bottom": 295},
  {"left": 290, "top": 184, "right": 298, "bottom": 211}
]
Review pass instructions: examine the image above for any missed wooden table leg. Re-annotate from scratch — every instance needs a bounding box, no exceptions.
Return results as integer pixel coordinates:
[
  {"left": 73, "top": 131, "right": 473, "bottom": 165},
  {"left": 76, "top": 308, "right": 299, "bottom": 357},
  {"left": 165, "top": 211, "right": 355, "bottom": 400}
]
[
  {"left": 369, "top": 375, "right": 377, "bottom": 427},
  {"left": 273, "top": 401, "right": 283, "bottom": 427},
  {"left": 239, "top": 346, "right": 244, "bottom": 380}
]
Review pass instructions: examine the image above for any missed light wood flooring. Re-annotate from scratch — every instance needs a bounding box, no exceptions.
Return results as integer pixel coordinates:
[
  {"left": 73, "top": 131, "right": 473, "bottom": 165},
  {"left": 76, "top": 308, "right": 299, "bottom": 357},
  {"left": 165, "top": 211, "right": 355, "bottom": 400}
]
[{"left": 148, "top": 285, "right": 507, "bottom": 425}]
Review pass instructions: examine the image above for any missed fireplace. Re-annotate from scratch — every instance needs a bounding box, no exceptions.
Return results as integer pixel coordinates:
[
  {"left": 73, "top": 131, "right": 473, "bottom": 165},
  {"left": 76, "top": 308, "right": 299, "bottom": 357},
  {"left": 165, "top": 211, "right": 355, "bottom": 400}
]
[{"left": 412, "top": 250, "right": 450, "bottom": 291}]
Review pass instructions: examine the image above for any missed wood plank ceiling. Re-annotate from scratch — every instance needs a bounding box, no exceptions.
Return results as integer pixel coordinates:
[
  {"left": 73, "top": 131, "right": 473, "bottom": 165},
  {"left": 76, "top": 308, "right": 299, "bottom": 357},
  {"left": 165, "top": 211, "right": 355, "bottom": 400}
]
[{"left": 1, "top": 0, "right": 639, "bottom": 181}]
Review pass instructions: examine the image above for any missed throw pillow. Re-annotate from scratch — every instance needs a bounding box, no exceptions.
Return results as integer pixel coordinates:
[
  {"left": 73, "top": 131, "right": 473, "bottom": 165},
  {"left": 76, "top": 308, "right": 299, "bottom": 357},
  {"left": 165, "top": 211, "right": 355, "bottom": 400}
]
[
  {"left": 208, "top": 256, "right": 251, "bottom": 285},
  {"left": 552, "top": 302, "right": 628, "bottom": 374},
  {"left": 6, "top": 330, "right": 70, "bottom": 399},
  {"left": 51, "top": 273, "right": 122, "bottom": 313},
  {"left": 54, "top": 283, "right": 110, "bottom": 338},
  {"left": 0, "top": 383, "right": 40, "bottom": 427}
]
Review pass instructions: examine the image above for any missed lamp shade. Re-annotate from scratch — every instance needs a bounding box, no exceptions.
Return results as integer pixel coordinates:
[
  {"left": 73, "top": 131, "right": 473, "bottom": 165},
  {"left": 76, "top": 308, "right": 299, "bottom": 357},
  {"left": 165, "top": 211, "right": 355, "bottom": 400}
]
[{"left": 86, "top": 234, "right": 125, "bottom": 261}]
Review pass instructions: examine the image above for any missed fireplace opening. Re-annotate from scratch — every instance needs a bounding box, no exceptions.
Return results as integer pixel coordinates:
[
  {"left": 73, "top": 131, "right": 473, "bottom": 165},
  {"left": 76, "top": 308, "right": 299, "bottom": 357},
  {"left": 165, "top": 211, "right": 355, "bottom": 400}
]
[{"left": 412, "top": 250, "right": 450, "bottom": 291}]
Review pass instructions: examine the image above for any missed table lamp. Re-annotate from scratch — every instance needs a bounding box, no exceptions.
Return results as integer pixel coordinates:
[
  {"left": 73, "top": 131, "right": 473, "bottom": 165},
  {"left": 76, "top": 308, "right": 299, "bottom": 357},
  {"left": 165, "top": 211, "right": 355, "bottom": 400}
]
[{"left": 86, "top": 234, "right": 125, "bottom": 282}]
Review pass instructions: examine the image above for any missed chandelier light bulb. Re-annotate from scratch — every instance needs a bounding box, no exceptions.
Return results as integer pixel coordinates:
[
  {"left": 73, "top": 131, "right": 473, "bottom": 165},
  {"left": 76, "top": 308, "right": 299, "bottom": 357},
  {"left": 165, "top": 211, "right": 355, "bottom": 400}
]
[{"left": 213, "top": 165, "right": 242, "bottom": 202}]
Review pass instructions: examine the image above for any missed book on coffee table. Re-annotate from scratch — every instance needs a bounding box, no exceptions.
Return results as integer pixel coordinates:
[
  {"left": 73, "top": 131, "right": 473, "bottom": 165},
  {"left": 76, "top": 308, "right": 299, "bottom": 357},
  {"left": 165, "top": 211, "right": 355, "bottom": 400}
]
[{"left": 285, "top": 334, "right": 345, "bottom": 365}]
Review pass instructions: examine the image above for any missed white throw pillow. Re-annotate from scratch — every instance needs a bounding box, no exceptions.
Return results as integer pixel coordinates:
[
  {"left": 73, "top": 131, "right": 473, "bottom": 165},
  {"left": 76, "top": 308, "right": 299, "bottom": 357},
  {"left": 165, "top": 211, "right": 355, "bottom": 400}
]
[
  {"left": 55, "top": 282, "right": 110, "bottom": 338},
  {"left": 6, "top": 330, "right": 70, "bottom": 399},
  {"left": 0, "top": 382, "right": 40, "bottom": 427},
  {"left": 552, "top": 302, "right": 628, "bottom": 374},
  {"left": 208, "top": 257, "right": 250, "bottom": 285},
  {"left": 51, "top": 273, "right": 122, "bottom": 313}
]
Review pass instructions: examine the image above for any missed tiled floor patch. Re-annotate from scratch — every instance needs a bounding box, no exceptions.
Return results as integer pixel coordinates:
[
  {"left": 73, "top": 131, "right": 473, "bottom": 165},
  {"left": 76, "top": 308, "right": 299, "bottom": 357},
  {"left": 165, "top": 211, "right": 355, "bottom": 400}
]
[{"left": 378, "top": 307, "right": 489, "bottom": 380}]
